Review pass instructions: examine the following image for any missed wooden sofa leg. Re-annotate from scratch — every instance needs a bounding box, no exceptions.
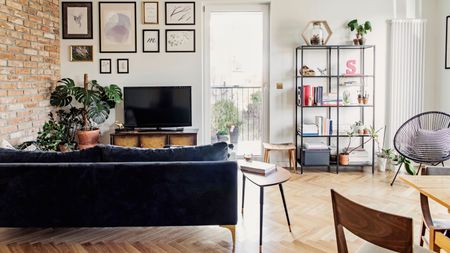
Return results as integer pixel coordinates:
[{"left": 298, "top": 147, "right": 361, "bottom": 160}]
[{"left": 220, "top": 225, "right": 236, "bottom": 251}]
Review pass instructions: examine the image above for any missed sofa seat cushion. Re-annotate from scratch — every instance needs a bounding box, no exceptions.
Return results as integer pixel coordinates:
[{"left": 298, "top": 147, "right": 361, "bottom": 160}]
[
  {"left": 0, "top": 146, "right": 103, "bottom": 163},
  {"left": 100, "top": 142, "right": 229, "bottom": 162}
]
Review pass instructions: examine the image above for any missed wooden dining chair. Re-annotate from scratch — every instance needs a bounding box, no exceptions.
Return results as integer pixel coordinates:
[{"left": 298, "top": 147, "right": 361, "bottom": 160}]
[
  {"left": 419, "top": 166, "right": 450, "bottom": 252},
  {"left": 331, "top": 189, "right": 432, "bottom": 253},
  {"left": 434, "top": 232, "right": 450, "bottom": 252}
]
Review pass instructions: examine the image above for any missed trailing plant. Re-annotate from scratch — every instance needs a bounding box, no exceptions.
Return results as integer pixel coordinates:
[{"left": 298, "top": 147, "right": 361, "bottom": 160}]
[
  {"left": 377, "top": 148, "right": 396, "bottom": 160},
  {"left": 393, "top": 155, "right": 415, "bottom": 175},
  {"left": 212, "top": 99, "right": 241, "bottom": 135},
  {"left": 341, "top": 126, "right": 380, "bottom": 155},
  {"left": 50, "top": 78, "right": 123, "bottom": 131},
  {"left": 36, "top": 115, "right": 69, "bottom": 151}
]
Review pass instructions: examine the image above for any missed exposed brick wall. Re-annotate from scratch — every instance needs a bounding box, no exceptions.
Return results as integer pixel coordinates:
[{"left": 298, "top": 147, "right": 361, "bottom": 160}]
[{"left": 0, "top": 0, "right": 60, "bottom": 145}]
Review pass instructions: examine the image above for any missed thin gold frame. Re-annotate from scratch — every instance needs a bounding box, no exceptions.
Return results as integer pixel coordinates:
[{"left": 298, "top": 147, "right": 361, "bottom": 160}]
[
  {"left": 69, "top": 45, "right": 94, "bottom": 62},
  {"left": 142, "top": 2, "right": 159, "bottom": 24}
]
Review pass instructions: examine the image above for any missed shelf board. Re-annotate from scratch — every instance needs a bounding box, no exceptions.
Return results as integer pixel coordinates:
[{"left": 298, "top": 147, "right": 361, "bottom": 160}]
[
  {"left": 297, "top": 132, "right": 374, "bottom": 138},
  {"left": 297, "top": 75, "right": 374, "bottom": 78},
  {"left": 297, "top": 104, "right": 374, "bottom": 108},
  {"left": 296, "top": 45, "right": 375, "bottom": 50}
]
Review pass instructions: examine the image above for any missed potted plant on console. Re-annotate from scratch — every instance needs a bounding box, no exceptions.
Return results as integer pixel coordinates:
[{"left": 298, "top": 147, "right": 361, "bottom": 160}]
[
  {"left": 339, "top": 127, "right": 379, "bottom": 166},
  {"left": 50, "top": 74, "right": 122, "bottom": 149}
]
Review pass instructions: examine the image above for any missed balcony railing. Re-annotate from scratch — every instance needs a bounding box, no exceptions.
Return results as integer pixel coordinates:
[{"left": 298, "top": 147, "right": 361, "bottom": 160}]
[{"left": 210, "top": 85, "right": 262, "bottom": 144}]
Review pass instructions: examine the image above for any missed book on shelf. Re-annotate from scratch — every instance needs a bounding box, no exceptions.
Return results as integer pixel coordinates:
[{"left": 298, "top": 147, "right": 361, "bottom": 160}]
[
  {"left": 315, "top": 116, "right": 333, "bottom": 135},
  {"left": 301, "top": 124, "right": 319, "bottom": 136},
  {"left": 238, "top": 160, "right": 277, "bottom": 176},
  {"left": 301, "top": 85, "right": 324, "bottom": 106}
]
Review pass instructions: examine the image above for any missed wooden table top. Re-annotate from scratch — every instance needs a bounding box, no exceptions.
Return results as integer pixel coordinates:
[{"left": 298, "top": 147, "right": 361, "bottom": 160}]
[
  {"left": 242, "top": 166, "right": 291, "bottom": 187},
  {"left": 400, "top": 175, "right": 450, "bottom": 211}
]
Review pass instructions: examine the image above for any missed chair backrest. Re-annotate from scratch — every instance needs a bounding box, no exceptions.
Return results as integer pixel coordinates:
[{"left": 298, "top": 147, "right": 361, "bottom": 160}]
[
  {"left": 420, "top": 166, "right": 450, "bottom": 228},
  {"left": 331, "top": 189, "right": 413, "bottom": 253},
  {"left": 394, "top": 111, "right": 450, "bottom": 163},
  {"left": 435, "top": 232, "right": 450, "bottom": 252}
]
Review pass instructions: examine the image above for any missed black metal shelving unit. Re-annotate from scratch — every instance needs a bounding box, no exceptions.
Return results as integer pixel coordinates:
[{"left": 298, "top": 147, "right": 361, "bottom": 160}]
[{"left": 295, "top": 45, "right": 376, "bottom": 174}]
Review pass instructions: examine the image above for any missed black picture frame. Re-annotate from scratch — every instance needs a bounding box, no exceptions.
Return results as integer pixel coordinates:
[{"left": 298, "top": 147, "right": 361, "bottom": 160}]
[
  {"left": 99, "top": 2, "right": 137, "bottom": 53},
  {"left": 143, "top": 29, "right": 160, "bottom": 53},
  {"left": 165, "top": 29, "right": 195, "bottom": 53},
  {"left": 165, "top": 2, "right": 195, "bottom": 25},
  {"left": 99, "top": 59, "right": 112, "bottom": 74},
  {"left": 117, "top": 59, "right": 129, "bottom": 74},
  {"left": 446, "top": 16, "right": 450, "bottom": 69},
  {"left": 62, "top": 2, "right": 93, "bottom": 39}
]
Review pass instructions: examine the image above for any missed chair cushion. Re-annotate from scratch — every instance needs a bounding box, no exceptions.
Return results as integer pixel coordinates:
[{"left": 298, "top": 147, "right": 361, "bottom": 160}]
[
  {"left": 411, "top": 128, "right": 450, "bottom": 162},
  {"left": 357, "top": 242, "right": 433, "bottom": 253},
  {"left": 99, "top": 142, "right": 229, "bottom": 162},
  {"left": 0, "top": 146, "right": 103, "bottom": 163}
]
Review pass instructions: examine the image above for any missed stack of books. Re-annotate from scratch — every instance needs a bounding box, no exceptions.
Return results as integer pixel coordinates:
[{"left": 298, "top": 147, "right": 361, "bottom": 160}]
[
  {"left": 301, "top": 85, "right": 324, "bottom": 106},
  {"left": 301, "top": 124, "right": 319, "bottom": 136},
  {"left": 349, "top": 148, "right": 370, "bottom": 165},
  {"left": 239, "top": 160, "right": 277, "bottom": 176},
  {"left": 315, "top": 116, "right": 333, "bottom": 135}
]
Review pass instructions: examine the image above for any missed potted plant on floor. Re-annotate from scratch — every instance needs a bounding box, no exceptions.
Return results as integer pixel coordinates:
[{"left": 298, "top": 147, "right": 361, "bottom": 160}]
[
  {"left": 50, "top": 74, "right": 123, "bottom": 149},
  {"left": 339, "top": 126, "right": 380, "bottom": 165},
  {"left": 347, "top": 19, "right": 372, "bottom": 45},
  {"left": 376, "top": 148, "right": 396, "bottom": 171},
  {"left": 212, "top": 99, "right": 241, "bottom": 143}
]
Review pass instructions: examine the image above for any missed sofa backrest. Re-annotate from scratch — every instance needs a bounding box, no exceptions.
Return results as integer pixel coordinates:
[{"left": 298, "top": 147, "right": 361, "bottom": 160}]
[
  {"left": 0, "top": 146, "right": 103, "bottom": 163},
  {"left": 99, "top": 142, "right": 230, "bottom": 162}
]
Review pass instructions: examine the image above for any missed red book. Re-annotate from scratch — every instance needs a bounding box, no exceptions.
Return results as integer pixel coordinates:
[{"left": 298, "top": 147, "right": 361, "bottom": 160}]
[{"left": 303, "top": 85, "right": 314, "bottom": 106}]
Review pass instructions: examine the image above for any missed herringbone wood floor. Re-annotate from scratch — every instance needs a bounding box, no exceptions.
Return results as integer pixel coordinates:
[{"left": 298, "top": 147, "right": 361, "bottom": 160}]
[{"left": 0, "top": 168, "right": 448, "bottom": 253}]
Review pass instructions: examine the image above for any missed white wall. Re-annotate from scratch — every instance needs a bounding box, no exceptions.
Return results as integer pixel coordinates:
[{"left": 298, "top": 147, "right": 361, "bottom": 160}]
[
  {"left": 269, "top": 0, "right": 394, "bottom": 143},
  {"left": 61, "top": 0, "right": 398, "bottom": 146},
  {"left": 60, "top": 1, "right": 203, "bottom": 144},
  {"left": 434, "top": 0, "right": 450, "bottom": 113}
]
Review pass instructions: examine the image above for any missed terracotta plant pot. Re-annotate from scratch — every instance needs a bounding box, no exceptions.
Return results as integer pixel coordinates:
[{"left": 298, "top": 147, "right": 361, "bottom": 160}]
[
  {"left": 358, "top": 129, "right": 364, "bottom": 135},
  {"left": 363, "top": 129, "right": 369, "bottom": 135},
  {"left": 363, "top": 98, "right": 369, "bottom": 104},
  {"left": 353, "top": 38, "right": 360, "bottom": 45},
  {"left": 77, "top": 129, "right": 100, "bottom": 150},
  {"left": 58, "top": 143, "right": 71, "bottom": 153},
  {"left": 358, "top": 97, "right": 363, "bottom": 104},
  {"left": 339, "top": 153, "right": 349, "bottom": 166}
]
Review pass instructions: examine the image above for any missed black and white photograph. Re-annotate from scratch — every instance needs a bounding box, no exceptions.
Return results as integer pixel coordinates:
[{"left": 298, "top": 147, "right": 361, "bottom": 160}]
[
  {"left": 62, "top": 2, "right": 93, "bottom": 39},
  {"left": 165, "top": 2, "right": 195, "bottom": 25},
  {"left": 166, "top": 29, "right": 195, "bottom": 52},
  {"left": 143, "top": 30, "right": 160, "bottom": 52},
  {"left": 117, "top": 59, "right": 129, "bottom": 74},
  {"left": 99, "top": 59, "right": 111, "bottom": 74}
]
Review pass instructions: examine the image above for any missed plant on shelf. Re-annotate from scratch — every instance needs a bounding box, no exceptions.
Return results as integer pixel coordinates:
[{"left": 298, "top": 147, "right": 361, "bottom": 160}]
[
  {"left": 357, "top": 90, "right": 370, "bottom": 104},
  {"left": 50, "top": 75, "right": 123, "bottom": 149},
  {"left": 212, "top": 99, "right": 241, "bottom": 143},
  {"left": 347, "top": 19, "right": 372, "bottom": 45},
  {"left": 339, "top": 126, "right": 380, "bottom": 166}
]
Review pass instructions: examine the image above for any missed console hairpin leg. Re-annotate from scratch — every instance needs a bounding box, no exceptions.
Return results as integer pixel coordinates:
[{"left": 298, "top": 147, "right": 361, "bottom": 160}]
[
  {"left": 242, "top": 174, "right": 246, "bottom": 215},
  {"left": 259, "top": 186, "right": 264, "bottom": 252},
  {"left": 279, "top": 184, "right": 292, "bottom": 232}
]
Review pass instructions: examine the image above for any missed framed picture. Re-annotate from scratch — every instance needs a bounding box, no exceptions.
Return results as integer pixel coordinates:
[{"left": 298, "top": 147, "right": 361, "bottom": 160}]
[
  {"left": 166, "top": 29, "right": 195, "bottom": 53},
  {"left": 143, "top": 30, "right": 160, "bottom": 53},
  {"left": 99, "top": 2, "right": 137, "bottom": 53},
  {"left": 70, "top": 45, "right": 93, "bottom": 62},
  {"left": 142, "top": 2, "right": 159, "bottom": 24},
  {"left": 62, "top": 2, "right": 93, "bottom": 39},
  {"left": 446, "top": 16, "right": 450, "bottom": 69},
  {"left": 117, "top": 59, "right": 129, "bottom": 74},
  {"left": 100, "top": 59, "right": 112, "bottom": 74},
  {"left": 165, "top": 2, "right": 195, "bottom": 25}
]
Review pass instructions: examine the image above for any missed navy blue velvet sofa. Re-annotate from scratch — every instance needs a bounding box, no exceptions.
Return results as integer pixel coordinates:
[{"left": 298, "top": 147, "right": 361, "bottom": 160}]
[{"left": 0, "top": 142, "right": 237, "bottom": 244}]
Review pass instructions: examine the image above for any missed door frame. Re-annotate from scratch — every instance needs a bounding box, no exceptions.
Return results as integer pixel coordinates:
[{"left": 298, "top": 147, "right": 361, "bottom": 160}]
[{"left": 202, "top": 3, "right": 270, "bottom": 154}]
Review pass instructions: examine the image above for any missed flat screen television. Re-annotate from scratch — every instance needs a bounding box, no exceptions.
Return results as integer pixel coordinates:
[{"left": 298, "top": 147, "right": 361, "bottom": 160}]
[{"left": 124, "top": 86, "right": 192, "bottom": 128}]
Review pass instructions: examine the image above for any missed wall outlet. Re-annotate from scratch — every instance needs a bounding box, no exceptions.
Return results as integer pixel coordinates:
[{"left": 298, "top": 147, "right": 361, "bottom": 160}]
[{"left": 276, "top": 82, "right": 283, "bottom": 89}]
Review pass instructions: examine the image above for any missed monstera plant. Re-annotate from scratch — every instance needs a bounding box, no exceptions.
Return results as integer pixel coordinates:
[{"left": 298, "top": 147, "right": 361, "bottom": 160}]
[{"left": 50, "top": 76, "right": 122, "bottom": 149}]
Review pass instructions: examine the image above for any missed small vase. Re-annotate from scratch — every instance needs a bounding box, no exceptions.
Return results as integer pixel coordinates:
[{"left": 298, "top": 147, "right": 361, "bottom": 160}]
[
  {"left": 358, "top": 97, "right": 363, "bottom": 104},
  {"left": 363, "top": 98, "right": 369, "bottom": 104},
  {"left": 363, "top": 129, "right": 369, "bottom": 135},
  {"left": 339, "top": 153, "right": 349, "bottom": 165}
]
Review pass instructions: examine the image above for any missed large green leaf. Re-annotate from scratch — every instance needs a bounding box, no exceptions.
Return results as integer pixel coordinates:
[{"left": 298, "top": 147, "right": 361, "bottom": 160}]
[
  {"left": 50, "top": 86, "right": 73, "bottom": 107},
  {"left": 73, "top": 86, "right": 100, "bottom": 106},
  {"left": 103, "top": 84, "right": 123, "bottom": 103},
  {"left": 87, "top": 101, "right": 110, "bottom": 124}
]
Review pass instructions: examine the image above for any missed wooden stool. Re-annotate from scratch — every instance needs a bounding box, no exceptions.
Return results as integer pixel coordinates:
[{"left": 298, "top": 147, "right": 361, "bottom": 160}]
[{"left": 262, "top": 143, "right": 297, "bottom": 172}]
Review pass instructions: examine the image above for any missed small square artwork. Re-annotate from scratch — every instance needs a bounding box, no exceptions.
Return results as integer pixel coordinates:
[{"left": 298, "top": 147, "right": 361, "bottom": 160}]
[
  {"left": 70, "top": 45, "right": 93, "bottom": 62},
  {"left": 62, "top": 2, "right": 93, "bottom": 39},
  {"left": 143, "top": 30, "right": 160, "bottom": 52},
  {"left": 99, "top": 2, "right": 137, "bottom": 53},
  {"left": 143, "top": 2, "right": 159, "bottom": 24},
  {"left": 100, "top": 59, "right": 111, "bottom": 74},
  {"left": 166, "top": 29, "right": 195, "bottom": 53},
  {"left": 165, "top": 2, "right": 195, "bottom": 25},
  {"left": 117, "top": 59, "right": 129, "bottom": 74}
]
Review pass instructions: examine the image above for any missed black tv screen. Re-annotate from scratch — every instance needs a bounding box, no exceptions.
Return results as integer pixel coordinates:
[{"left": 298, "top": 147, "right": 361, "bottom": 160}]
[{"left": 124, "top": 86, "right": 192, "bottom": 128}]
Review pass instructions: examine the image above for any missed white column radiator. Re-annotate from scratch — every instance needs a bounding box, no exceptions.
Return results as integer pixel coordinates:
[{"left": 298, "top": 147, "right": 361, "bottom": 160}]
[{"left": 386, "top": 19, "right": 426, "bottom": 146}]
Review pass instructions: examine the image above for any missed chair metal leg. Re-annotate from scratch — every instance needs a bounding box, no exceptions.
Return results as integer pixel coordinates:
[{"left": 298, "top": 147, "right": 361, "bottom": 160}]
[
  {"left": 416, "top": 163, "right": 423, "bottom": 175},
  {"left": 241, "top": 175, "right": 246, "bottom": 215},
  {"left": 279, "top": 184, "right": 292, "bottom": 232},
  {"left": 390, "top": 163, "right": 403, "bottom": 186},
  {"left": 443, "top": 162, "right": 446, "bottom": 167},
  {"left": 259, "top": 187, "right": 264, "bottom": 252}
]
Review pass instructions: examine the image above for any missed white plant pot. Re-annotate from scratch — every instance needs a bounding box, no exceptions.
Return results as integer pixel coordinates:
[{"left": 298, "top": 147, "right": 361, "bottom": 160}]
[{"left": 376, "top": 157, "right": 387, "bottom": 172}]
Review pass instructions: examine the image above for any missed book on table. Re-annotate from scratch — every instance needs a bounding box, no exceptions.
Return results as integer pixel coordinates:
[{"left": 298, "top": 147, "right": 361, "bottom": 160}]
[{"left": 238, "top": 160, "right": 277, "bottom": 176}]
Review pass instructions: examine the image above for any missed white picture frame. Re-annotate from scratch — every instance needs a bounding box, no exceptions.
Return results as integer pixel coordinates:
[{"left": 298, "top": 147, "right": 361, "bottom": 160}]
[
  {"left": 143, "top": 2, "right": 159, "bottom": 24},
  {"left": 165, "top": 2, "right": 195, "bottom": 25},
  {"left": 143, "top": 30, "right": 160, "bottom": 53}
]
